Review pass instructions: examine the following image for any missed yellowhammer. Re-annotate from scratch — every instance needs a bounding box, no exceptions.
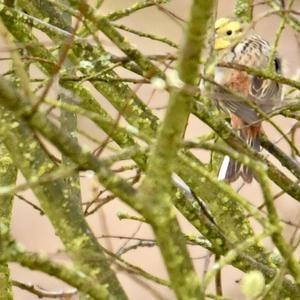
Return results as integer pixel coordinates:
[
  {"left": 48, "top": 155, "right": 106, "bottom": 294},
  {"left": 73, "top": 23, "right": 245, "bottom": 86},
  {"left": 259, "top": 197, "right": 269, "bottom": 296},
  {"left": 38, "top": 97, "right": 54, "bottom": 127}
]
[{"left": 214, "top": 17, "right": 282, "bottom": 183}]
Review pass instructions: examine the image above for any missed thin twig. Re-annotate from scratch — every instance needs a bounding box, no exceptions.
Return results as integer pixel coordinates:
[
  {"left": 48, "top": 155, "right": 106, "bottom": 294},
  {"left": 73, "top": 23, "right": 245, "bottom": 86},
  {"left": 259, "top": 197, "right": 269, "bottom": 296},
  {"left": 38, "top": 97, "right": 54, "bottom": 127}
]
[
  {"left": 15, "top": 194, "right": 45, "bottom": 215},
  {"left": 12, "top": 280, "right": 77, "bottom": 299},
  {"left": 31, "top": 10, "right": 83, "bottom": 112}
]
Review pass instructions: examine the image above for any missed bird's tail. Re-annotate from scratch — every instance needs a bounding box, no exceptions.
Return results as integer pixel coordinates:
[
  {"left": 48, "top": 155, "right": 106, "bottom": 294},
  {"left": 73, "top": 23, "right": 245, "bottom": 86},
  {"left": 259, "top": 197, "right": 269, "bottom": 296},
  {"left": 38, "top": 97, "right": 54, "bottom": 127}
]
[{"left": 218, "top": 126, "right": 260, "bottom": 183}]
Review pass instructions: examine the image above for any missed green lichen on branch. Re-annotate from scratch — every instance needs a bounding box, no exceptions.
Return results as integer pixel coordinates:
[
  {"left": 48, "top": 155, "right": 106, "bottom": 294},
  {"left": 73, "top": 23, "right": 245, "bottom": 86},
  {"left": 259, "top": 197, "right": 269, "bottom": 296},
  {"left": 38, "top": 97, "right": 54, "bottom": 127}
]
[
  {"left": 234, "top": 0, "right": 253, "bottom": 22},
  {"left": 256, "top": 169, "right": 300, "bottom": 289},
  {"left": 0, "top": 241, "right": 109, "bottom": 300},
  {"left": 137, "top": 1, "right": 217, "bottom": 299},
  {"left": 0, "top": 106, "right": 128, "bottom": 299},
  {"left": 0, "top": 6, "right": 128, "bottom": 298},
  {"left": 59, "top": 0, "right": 82, "bottom": 239},
  {"left": 68, "top": 0, "right": 163, "bottom": 78},
  {"left": 0, "top": 143, "right": 17, "bottom": 300}
]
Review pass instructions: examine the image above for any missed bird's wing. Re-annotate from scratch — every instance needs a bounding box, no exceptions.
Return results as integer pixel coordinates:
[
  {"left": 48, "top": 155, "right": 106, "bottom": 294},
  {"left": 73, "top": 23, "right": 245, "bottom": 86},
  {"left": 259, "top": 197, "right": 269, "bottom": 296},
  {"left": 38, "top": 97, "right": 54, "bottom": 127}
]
[
  {"left": 249, "top": 75, "right": 282, "bottom": 113},
  {"left": 213, "top": 92, "right": 257, "bottom": 123},
  {"left": 214, "top": 70, "right": 260, "bottom": 124},
  {"left": 214, "top": 67, "right": 281, "bottom": 124}
]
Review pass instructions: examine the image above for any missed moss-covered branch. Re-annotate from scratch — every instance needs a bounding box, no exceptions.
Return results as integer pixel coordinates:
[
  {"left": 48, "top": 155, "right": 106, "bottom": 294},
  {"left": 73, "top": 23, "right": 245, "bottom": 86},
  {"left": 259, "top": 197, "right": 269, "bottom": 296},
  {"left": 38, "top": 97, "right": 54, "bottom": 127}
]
[
  {"left": 219, "top": 62, "right": 300, "bottom": 91},
  {"left": 260, "top": 134, "right": 300, "bottom": 180},
  {"left": 235, "top": 0, "right": 253, "bottom": 22},
  {"left": 59, "top": 0, "right": 82, "bottom": 245},
  {"left": 256, "top": 170, "right": 300, "bottom": 289},
  {"left": 0, "top": 72, "right": 202, "bottom": 298},
  {"left": 105, "top": 0, "right": 171, "bottom": 21},
  {"left": 136, "top": 1, "right": 217, "bottom": 299},
  {"left": 0, "top": 241, "right": 109, "bottom": 300},
  {"left": 0, "top": 76, "right": 208, "bottom": 299},
  {"left": 0, "top": 109, "right": 127, "bottom": 299},
  {"left": 0, "top": 25, "right": 18, "bottom": 300},
  {"left": 0, "top": 144, "right": 17, "bottom": 300},
  {"left": 68, "top": 0, "right": 163, "bottom": 78}
]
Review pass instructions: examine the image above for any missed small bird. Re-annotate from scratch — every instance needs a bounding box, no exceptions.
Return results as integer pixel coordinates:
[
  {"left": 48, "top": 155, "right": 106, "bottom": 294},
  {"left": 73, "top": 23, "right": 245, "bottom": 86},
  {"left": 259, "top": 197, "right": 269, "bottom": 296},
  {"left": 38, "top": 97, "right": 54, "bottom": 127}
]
[{"left": 214, "top": 17, "right": 282, "bottom": 183}]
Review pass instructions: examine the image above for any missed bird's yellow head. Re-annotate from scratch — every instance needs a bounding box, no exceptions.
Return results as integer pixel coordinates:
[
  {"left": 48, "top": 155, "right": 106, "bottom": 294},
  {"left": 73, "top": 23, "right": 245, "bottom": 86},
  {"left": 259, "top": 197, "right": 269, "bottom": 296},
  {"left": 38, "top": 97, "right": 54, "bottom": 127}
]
[{"left": 214, "top": 17, "right": 245, "bottom": 50}]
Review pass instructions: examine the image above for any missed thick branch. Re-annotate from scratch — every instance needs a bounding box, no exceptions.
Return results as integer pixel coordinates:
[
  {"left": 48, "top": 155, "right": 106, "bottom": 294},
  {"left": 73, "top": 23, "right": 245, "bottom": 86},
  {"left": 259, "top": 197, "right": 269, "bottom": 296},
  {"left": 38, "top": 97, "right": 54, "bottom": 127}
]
[
  {"left": 137, "top": 1, "right": 217, "bottom": 299},
  {"left": 193, "top": 101, "right": 300, "bottom": 201},
  {"left": 0, "top": 109, "right": 127, "bottom": 299},
  {"left": 0, "top": 242, "right": 109, "bottom": 300},
  {"left": 0, "top": 143, "right": 17, "bottom": 300}
]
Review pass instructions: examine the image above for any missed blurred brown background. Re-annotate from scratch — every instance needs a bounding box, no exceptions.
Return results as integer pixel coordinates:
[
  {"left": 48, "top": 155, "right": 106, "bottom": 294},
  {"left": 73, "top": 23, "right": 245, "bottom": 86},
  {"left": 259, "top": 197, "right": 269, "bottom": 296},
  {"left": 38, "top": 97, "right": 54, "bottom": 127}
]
[{"left": 6, "top": 0, "right": 300, "bottom": 299}]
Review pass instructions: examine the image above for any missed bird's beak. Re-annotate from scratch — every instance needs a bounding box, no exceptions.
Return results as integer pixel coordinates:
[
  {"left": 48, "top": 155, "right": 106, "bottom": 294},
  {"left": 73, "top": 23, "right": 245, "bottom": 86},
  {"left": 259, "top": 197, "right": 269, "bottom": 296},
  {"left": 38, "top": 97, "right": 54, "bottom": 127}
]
[{"left": 214, "top": 37, "right": 231, "bottom": 50}]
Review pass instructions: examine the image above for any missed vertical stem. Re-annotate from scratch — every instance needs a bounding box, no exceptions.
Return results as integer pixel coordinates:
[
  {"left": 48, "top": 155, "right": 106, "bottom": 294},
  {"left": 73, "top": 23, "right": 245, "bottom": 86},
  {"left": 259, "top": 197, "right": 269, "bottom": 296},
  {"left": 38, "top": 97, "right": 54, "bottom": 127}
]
[
  {"left": 267, "top": 0, "right": 295, "bottom": 71},
  {"left": 59, "top": 2, "right": 86, "bottom": 298},
  {"left": 137, "top": 1, "right": 217, "bottom": 299},
  {"left": 59, "top": 0, "right": 81, "bottom": 216},
  {"left": 258, "top": 171, "right": 300, "bottom": 289},
  {"left": 0, "top": 11, "right": 24, "bottom": 253},
  {"left": 0, "top": 143, "right": 17, "bottom": 300}
]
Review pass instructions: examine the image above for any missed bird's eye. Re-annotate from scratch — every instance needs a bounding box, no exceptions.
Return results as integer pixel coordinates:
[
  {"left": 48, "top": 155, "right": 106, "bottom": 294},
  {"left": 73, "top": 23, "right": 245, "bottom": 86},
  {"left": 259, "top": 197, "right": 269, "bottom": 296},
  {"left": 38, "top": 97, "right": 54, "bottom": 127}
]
[{"left": 226, "top": 30, "right": 233, "bottom": 36}]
